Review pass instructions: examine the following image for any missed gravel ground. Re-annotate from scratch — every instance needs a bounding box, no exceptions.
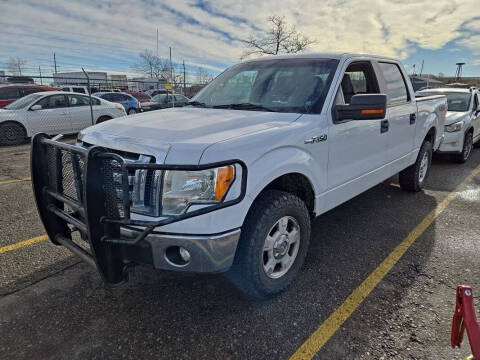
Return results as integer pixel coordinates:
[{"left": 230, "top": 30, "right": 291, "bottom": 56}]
[{"left": 0, "top": 141, "right": 479, "bottom": 360}]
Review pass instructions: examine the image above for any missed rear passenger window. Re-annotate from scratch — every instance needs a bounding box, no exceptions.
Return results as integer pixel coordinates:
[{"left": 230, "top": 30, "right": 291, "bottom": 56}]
[
  {"left": 73, "top": 87, "right": 86, "bottom": 94},
  {"left": 0, "top": 87, "right": 20, "bottom": 100},
  {"left": 379, "top": 62, "right": 409, "bottom": 105}
]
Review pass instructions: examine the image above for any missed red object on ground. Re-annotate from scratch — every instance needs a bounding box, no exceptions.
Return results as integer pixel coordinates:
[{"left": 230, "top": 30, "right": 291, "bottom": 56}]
[{"left": 452, "top": 285, "right": 480, "bottom": 359}]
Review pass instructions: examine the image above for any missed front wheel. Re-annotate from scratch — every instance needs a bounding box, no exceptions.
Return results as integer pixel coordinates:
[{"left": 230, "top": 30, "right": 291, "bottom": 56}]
[
  {"left": 228, "top": 190, "right": 311, "bottom": 299},
  {"left": 0, "top": 122, "right": 27, "bottom": 146},
  {"left": 453, "top": 132, "right": 473, "bottom": 164},
  {"left": 128, "top": 108, "right": 137, "bottom": 115},
  {"left": 399, "top": 140, "right": 432, "bottom": 192}
]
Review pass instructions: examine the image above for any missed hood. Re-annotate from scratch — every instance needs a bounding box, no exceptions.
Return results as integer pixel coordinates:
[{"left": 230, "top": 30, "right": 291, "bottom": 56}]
[
  {"left": 79, "top": 107, "right": 300, "bottom": 164},
  {"left": 445, "top": 111, "right": 469, "bottom": 126}
]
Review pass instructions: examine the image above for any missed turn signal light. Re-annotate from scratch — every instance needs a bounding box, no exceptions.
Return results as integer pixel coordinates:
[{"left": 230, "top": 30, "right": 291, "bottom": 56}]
[
  {"left": 215, "top": 166, "right": 235, "bottom": 201},
  {"left": 361, "top": 109, "right": 384, "bottom": 115}
]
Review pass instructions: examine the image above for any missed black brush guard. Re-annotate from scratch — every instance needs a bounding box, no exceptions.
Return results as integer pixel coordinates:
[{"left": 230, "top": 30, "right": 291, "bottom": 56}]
[{"left": 31, "top": 134, "right": 247, "bottom": 284}]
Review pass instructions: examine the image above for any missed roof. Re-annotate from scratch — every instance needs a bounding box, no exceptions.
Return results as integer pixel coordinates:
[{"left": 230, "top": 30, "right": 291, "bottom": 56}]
[{"left": 241, "top": 52, "right": 399, "bottom": 63}]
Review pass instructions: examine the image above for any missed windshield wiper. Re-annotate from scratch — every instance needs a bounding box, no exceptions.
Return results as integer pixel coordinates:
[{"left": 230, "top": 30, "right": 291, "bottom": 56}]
[
  {"left": 212, "top": 103, "right": 276, "bottom": 112},
  {"left": 187, "top": 101, "right": 208, "bottom": 107}
]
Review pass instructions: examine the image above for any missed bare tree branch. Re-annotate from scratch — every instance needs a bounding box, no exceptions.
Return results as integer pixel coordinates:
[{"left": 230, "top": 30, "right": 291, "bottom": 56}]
[
  {"left": 132, "top": 50, "right": 170, "bottom": 79},
  {"left": 241, "top": 16, "right": 315, "bottom": 59},
  {"left": 7, "top": 57, "right": 27, "bottom": 76}
]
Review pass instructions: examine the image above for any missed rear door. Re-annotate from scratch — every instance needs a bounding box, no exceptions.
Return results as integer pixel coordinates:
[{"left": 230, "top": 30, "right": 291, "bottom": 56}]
[
  {"left": 375, "top": 61, "right": 416, "bottom": 171},
  {"left": 67, "top": 94, "right": 96, "bottom": 131},
  {"left": 27, "top": 94, "right": 71, "bottom": 135},
  {"left": 327, "top": 60, "right": 389, "bottom": 202},
  {"left": 472, "top": 92, "right": 480, "bottom": 143}
]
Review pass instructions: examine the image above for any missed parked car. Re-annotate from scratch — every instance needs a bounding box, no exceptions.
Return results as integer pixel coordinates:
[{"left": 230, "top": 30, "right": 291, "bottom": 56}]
[
  {"left": 0, "top": 91, "right": 126, "bottom": 145},
  {"left": 93, "top": 92, "right": 140, "bottom": 115},
  {"left": 142, "top": 93, "right": 190, "bottom": 111},
  {"left": 0, "top": 84, "right": 57, "bottom": 108},
  {"left": 126, "top": 91, "right": 152, "bottom": 104},
  {"left": 31, "top": 53, "right": 447, "bottom": 299},
  {"left": 60, "top": 86, "right": 91, "bottom": 94},
  {"left": 416, "top": 88, "right": 480, "bottom": 163},
  {"left": 147, "top": 89, "right": 168, "bottom": 97}
]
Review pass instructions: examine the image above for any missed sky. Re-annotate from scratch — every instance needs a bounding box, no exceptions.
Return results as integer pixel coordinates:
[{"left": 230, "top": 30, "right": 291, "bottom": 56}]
[{"left": 1, "top": 0, "right": 480, "bottom": 80}]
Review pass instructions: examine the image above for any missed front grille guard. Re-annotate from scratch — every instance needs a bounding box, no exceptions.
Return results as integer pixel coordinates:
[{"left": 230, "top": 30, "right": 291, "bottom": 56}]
[{"left": 31, "top": 133, "right": 247, "bottom": 284}]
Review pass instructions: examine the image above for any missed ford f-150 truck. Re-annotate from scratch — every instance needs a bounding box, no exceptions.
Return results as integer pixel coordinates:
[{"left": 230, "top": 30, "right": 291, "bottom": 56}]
[{"left": 31, "top": 53, "right": 447, "bottom": 299}]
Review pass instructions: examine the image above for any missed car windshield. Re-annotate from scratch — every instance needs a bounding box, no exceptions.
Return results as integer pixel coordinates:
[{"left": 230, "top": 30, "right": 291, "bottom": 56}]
[
  {"left": 192, "top": 58, "right": 339, "bottom": 113},
  {"left": 419, "top": 91, "right": 471, "bottom": 112},
  {"left": 4, "top": 93, "right": 44, "bottom": 110}
]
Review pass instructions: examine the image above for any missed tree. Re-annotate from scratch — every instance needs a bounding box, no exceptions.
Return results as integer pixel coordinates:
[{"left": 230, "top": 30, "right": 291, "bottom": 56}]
[
  {"left": 195, "top": 67, "right": 213, "bottom": 84},
  {"left": 132, "top": 50, "right": 170, "bottom": 79},
  {"left": 241, "top": 15, "right": 315, "bottom": 59},
  {"left": 7, "top": 57, "right": 27, "bottom": 76}
]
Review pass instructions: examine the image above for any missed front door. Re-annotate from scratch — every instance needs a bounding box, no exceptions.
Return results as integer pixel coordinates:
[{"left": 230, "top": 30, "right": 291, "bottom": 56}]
[
  {"left": 27, "top": 94, "right": 71, "bottom": 135},
  {"left": 325, "top": 61, "right": 389, "bottom": 209},
  {"left": 67, "top": 94, "right": 96, "bottom": 131}
]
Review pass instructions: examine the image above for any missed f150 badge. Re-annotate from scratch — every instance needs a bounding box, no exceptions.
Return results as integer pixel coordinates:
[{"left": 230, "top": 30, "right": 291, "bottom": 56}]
[{"left": 305, "top": 134, "right": 327, "bottom": 144}]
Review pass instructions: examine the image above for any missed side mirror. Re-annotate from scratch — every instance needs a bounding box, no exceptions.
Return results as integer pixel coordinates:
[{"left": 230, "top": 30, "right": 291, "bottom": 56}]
[
  {"left": 30, "top": 104, "right": 42, "bottom": 111},
  {"left": 333, "top": 94, "right": 387, "bottom": 121}
]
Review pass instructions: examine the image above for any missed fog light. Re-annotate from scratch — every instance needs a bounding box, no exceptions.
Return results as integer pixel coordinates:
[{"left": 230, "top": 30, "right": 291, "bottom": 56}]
[{"left": 179, "top": 247, "right": 191, "bottom": 262}]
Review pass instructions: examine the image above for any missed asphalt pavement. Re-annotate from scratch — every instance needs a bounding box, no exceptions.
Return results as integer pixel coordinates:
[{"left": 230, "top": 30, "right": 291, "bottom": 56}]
[{"left": 0, "top": 141, "right": 479, "bottom": 360}]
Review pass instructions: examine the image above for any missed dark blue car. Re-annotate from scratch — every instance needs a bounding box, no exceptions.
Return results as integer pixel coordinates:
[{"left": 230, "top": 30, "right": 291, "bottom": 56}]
[{"left": 93, "top": 92, "right": 140, "bottom": 115}]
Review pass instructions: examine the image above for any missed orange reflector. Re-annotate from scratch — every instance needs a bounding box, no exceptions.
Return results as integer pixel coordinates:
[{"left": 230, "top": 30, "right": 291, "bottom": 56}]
[
  {"left": 215, "top": 166, "right": 235, "bottom": 201},
  {"left": 361, "top": 109, "right": 384, "bottom": 115}
]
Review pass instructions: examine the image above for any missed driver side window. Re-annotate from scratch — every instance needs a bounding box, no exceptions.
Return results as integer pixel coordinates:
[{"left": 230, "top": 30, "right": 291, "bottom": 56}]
[
  {"left": 36, "top": 95, "right": 68, "bottom": 109},
  {"left": 335, "top": 61, "right": 379, "bottom": 105}
]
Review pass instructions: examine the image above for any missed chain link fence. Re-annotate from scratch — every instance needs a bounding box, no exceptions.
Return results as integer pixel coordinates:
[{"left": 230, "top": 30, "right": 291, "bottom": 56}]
[{"left": 0, "top": 74, "right": 210, "bottom": 146}]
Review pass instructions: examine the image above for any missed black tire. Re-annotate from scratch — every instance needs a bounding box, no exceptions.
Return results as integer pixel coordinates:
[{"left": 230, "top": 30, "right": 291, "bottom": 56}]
[
  {"left": 399, "top": 140, "right": 432, "bottom": 192},
  {"left": 96, "top": 116, "right": 112, "bottom": 124},
  {"left": 453, "top": 131, "right": 473, "bottom": 164},
  {"left": 228, "top": 190, "right": 311, "bottom": 300},
  {"left": 127, "top": 108, "right": 137, "bottom": 115},
  {"left": 0, "top": 121, "right": 27, "bottom": 146}
]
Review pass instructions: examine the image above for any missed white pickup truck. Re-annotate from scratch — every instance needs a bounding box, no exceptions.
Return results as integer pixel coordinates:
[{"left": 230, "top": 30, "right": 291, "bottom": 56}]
[{"left": 31, "top": 53, "right": 447, "bottom": 299}]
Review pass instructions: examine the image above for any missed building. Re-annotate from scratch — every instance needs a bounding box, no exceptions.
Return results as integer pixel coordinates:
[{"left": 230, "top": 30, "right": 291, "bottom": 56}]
[
  {"left": 409, "top": 76, "right": 444, "bottom": 92},
  {"left": 108, "top": 74, "right": 128, "bottom": 90},
  {"left": 0, "top": 71, "right": 5, "bottom": 83},
  {"left": 129, "top": 77, "right": 166, "bottom": 91},
  {"left": 53, "top": 71, "right": 108, "bottom": 87}
]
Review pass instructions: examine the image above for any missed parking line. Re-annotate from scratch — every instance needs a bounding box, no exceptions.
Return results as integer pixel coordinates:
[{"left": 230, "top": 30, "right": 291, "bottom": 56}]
[
  {"left": 290, "top": 163, "right": 480, "bottom": 360},
  {"left": 0, "top": 235, "right": 48, "bottom": 254},
  {"left": 0, "top": 177, "right": 31, "bottom": 185}
]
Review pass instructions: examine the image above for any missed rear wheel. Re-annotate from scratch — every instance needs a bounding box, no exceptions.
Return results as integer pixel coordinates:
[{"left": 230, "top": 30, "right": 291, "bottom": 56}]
[
  {"left": 0, "top": 122, "right": 27, "bottom": 146},
  {"left": 96, "top": 116, "right": 112, "bottom": 124},
  {"left": 399, "top": 140, "right": 432, "bottom": 192},
  {"left": 228, "top": 190, "right": 311, "bottom": 299},
  {"left": 128, "top": 108, "right": 137, "bottom": 115},
  {"left": 453, "top": 131, "right": 473, "bottom": 163}
]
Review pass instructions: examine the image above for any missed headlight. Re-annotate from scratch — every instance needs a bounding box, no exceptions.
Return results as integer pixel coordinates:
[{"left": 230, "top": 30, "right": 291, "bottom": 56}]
[
  {"left": 130, "top": 165, "right": 235, "bottom": 217},
  {"left": 445, "top": 120, "right": 464, "bottom": 132},
  {"left": 115, "top": 103, "right": 125, "bottom": 112},
  {"left": 162, "top": 166, "right": 235, "bottom": 215}
]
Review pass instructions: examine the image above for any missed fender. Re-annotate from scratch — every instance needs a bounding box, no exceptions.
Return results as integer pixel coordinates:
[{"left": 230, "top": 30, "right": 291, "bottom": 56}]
[{"left": 246, "top": 146, "right": 322, "bottom": 213}]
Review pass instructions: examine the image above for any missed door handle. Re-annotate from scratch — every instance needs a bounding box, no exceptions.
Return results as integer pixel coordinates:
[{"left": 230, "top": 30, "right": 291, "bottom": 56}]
[
  {"left": 410, "top": 113, "right": 416, "bottom": 125},
  {"left": 381, "top": 119, "right": 389, "bottom": 133}
]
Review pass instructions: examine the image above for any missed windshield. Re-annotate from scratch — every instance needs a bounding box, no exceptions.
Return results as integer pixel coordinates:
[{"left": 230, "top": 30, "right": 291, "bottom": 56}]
[
  {"left": 152, "top": 94, "right": 170, "bottom": 103},
  {"left": 4, "top": 93, "right": 44, "bottom": 110},
  {"left": 419, "top": 91, "right": 471, "bottom": 112},
  {"left": 192, "top": 58, "right": 339, "bottom": 113}
]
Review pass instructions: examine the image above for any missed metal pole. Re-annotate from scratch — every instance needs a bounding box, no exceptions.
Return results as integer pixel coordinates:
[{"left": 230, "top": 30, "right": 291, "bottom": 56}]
[
  {"left": 169, "top": 47, "right": 174, "bottom": 107},
  {"left": 39, "top": 66, "right": 42, "bottom": 85},
  {"left": 54, "top": 53, "right": 57, "bottom": 74},
  {"left": 82, "top": 67, "right": 95, "bottom": 126},
  {"left": 420, "top": 60, "right": 424, "bottom": 77},
  {"left": 183, "top": 60, "right": 186, "bottom": 95},
  {"left": 156, "top": 28, "right": 159, "bottom": 57}
]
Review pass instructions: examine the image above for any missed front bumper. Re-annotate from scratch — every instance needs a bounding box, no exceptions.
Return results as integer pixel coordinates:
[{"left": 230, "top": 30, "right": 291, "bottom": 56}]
[
  {"left": 121, "top": 228, "right": 241, "bottom": 272},
  {"left": 30, "top": 134, "right": 246, "bottom": 284},
  {"left": 437, "top": 131, "right": 464, "bottom": 153}
]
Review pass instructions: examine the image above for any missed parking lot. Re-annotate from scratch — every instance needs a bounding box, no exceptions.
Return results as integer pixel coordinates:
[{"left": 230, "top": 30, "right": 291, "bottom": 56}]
[{"left": 0, "top": 140, "right": 477, "bottom": 359}]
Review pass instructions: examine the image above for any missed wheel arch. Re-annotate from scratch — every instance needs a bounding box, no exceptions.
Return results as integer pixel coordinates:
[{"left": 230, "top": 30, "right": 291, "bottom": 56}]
[{"left": 0, "top": 120, "right": 28, "bottom": 136}]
